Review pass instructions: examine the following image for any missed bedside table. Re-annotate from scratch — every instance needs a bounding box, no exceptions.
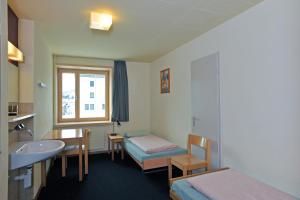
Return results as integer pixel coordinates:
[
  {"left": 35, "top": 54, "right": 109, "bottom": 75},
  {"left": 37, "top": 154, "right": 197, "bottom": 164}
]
[{"left": 107, "top": 133, "right": 124, "bottom": 161}]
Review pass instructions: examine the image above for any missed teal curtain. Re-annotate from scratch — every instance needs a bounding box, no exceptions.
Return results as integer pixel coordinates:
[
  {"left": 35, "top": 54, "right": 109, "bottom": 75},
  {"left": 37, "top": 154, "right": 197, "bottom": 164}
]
[{"left": 112, "top": 60, "right": 129, "bottom": 122}]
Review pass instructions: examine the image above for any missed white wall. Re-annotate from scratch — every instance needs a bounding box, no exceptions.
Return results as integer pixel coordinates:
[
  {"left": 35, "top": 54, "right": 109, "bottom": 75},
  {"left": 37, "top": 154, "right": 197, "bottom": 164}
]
[
  {"left": 19, "top": 19, "right": 34, "bottom": 103},
  {"left": 54, "top": 56, "right": 151, "bottom": 151},
  {"left": 33, "top": 25, "right": 53, "bottom": 196},
  {"left": 150, "top": 0, "right": 300, "bottom": 198}
]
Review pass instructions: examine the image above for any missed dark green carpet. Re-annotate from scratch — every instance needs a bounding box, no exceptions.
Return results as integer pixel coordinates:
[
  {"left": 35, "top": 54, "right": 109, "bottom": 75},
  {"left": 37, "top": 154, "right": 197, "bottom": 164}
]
[{"left": 38, "top": 153, "right": 172, "bottom": 200}]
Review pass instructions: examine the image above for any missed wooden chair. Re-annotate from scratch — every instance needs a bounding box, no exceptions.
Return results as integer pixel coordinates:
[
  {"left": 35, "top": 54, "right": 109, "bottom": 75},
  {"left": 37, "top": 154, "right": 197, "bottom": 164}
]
[
  {"left": 61, "top": 128, "right": 91, "bottom": 178},
  {"left": 168, "top": 134, "right": 211, "bottom": 180}
]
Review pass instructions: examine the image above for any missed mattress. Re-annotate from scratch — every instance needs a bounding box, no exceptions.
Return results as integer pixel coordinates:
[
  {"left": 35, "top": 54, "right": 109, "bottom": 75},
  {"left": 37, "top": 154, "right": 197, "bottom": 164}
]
[
  {"left": 124, "top": 139, "right": 187, "bottom": 163},
  {"left": 171, "top": 179, "right": 210, "bottom": 200},
  {"left": 172, "top": 171, "right": 299, "bottom": 200},
  {"left": 128, "top": 134, "right": 177, "bottom": 153}
]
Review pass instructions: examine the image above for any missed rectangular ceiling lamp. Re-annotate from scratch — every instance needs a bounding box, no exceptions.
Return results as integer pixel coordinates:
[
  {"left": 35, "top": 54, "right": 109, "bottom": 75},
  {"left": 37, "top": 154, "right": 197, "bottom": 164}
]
[
  {"left": 90, "top": 12, "right": 112, "bottom": 31},
  {"left": 8, "top": 41, "right": 24, "bottom": 62}
]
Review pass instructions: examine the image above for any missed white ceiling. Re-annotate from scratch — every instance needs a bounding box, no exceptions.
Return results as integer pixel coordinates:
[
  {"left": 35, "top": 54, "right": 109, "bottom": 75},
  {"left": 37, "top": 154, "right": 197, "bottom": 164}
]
[{"left": 9, "top": 0, "right": 262, "bottom": 62}]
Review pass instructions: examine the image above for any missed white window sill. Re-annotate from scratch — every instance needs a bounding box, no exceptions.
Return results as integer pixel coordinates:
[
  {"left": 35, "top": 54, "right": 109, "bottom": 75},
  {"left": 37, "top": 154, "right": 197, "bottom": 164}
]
[{"left": 55, "top": 121, "right": 112, "bottom": 128}]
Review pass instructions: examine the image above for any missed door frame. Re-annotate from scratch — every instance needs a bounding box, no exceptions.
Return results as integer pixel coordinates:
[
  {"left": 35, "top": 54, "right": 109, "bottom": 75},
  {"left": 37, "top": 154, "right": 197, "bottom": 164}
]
[{"left": 0, "top": 1, "right": 9, "bottom": 199}]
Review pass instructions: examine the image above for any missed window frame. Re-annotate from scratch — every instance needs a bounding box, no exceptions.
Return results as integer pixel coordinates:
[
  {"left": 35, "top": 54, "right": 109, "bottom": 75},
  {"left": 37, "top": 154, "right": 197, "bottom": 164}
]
[{"left": 57, "top": 68, "right": 110, "bottom": 123}]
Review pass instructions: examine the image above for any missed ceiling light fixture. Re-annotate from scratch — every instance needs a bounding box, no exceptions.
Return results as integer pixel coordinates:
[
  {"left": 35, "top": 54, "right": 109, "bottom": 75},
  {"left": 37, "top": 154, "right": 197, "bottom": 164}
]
[
  {"left": 8, "top": 41, "right": 24, "bottom": 62},
  {"left": 90, "top": 12, "right": 112, "bottom": 31}
]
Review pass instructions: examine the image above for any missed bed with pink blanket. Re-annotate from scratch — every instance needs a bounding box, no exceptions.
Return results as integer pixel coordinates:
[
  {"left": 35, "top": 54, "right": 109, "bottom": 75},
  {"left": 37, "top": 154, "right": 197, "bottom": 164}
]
[
  {"left": 124, "top": 134, "right": 187, "bottom": 170},
  {"left": 170, "top": 168, "right": 297, "bottom": 200}
]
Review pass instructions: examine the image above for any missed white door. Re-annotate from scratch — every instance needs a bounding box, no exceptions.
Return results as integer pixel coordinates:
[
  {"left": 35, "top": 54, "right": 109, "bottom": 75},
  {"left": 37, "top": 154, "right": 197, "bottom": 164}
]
[{"left": 191, "top": 53, "right": 221, "bottom": 169}]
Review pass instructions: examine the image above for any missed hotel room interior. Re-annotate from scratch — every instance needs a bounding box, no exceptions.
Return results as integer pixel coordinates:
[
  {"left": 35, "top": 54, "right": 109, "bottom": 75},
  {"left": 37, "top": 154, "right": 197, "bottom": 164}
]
[{"left": 0, "top": 0, "right": 299, "bottom": 199}]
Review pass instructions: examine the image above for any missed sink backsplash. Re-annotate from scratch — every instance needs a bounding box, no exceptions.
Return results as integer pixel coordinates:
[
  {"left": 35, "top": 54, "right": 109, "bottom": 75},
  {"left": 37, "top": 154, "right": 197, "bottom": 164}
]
[
  {"left": 8, "top": 102, "right": 34, "bottom": 145},
  {"left": 18, "top": 103, "right": 34, "bottom": 115}
]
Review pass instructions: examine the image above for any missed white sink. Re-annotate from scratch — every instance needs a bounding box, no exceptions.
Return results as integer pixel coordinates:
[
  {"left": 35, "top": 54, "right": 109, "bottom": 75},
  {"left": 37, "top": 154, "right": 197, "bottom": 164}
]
[{"left": 10, "top": 140, "right": 65, "bottom": 170}]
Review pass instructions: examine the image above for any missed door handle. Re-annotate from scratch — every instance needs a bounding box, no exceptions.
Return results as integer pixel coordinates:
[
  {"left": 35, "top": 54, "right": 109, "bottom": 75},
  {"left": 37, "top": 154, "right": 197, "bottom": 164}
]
[{"left": 192, "top": 116, "right": 200, "bottom": 127}]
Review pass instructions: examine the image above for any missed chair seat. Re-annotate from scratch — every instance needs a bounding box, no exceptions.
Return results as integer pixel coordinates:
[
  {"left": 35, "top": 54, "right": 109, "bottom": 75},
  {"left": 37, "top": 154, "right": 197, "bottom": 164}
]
[{"left": 171, "top": 154, "right": 208, "bottom": 170}]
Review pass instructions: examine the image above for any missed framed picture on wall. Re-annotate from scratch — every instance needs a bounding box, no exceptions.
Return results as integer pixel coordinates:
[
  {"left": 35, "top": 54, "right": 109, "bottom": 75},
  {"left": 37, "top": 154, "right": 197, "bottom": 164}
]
[{"left": 160, "top": 68, "right": 170, "bottom": 93}]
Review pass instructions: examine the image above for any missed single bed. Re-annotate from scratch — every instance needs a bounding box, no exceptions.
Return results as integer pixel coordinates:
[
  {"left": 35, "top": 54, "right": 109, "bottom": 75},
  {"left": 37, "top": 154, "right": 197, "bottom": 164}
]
[
  {"left": 170, "top": 168, "right": 227, "bottom": 200},
  {"left": 171, "top": 179, "right": 210, "bottom": 200},
  {"left": 170, "top": 168, "right": 298, "bottom": 200},
  {"left": 124, "top": 133, "right": 187, "bottom": 170}
]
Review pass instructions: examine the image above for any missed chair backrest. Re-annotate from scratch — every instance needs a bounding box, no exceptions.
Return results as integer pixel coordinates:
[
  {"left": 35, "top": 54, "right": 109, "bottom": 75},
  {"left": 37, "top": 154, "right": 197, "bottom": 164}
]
[{"left": 187, "top": 134, "right": 211, "bottom": 168}]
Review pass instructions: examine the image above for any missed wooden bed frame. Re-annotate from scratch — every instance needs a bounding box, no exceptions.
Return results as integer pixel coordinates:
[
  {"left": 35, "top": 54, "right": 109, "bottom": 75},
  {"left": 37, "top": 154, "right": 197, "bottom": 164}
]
[
  {"left": 169, "top": 167, "right": 230, "bottom": 200},
  {"left": 126, "top": 149, "right": 184, "bottom": 171}
]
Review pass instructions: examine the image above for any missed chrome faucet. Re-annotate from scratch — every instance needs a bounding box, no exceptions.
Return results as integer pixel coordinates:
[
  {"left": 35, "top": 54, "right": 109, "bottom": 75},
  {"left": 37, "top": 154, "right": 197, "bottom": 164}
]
[
  {"left": 25, "top": 128, "right": 33, "bottom": 136},
  {"left": 9, "top": 123, "right": 33, "bottom": 136}
]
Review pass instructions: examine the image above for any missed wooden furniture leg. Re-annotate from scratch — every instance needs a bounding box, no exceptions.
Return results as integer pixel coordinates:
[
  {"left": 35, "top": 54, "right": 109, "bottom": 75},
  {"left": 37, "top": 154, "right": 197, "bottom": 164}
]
[
  {"left": 41, "top": 160, "right": 46, "bottom": 187},
  {"left": 108, "top": 135, "right": 110, "bottom": 154},
  {"left": 62, "top": 155, "right": 66, "bottom": 177},
  {"left": 112, "top": 141, "right": 115, "bottom": 161},
  {"left": 121, "top": 141, "right": 124, "bottom": 160},
  {"left": 168, "top": 159, "right": 172, "bottom": 180},
  {"left": 84, "top": 144, "right": 88, "bottom": 175},
  {"left": 79, "top": 140, "right": 83, "bottom": 181}
]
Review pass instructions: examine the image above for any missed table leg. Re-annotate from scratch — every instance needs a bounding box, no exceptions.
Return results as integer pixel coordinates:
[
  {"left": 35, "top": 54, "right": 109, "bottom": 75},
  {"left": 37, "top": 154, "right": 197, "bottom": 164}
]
[
  {"left": 168, "top": 159, "right": 172, "bottom": 180},
  {"left": 79, "top": 140, "right": 83, "bottom": 181},
  {"left": 108, "top": 135, "right": 110, "bottom": 154},
  {"left": 121, "top": 141, "right": 124, "bottom": 160},
  {"left": 41, "top": 160, "right": 47, "bottom": 187},
  {"left": 62, "top": 155, "right": 66, "bottom": 177},
  {"left": 84, "top": 143, "right": 88, "bottom": 175},
  {"left": 112, "top": 141, "right": 115, "bottom": 161}
]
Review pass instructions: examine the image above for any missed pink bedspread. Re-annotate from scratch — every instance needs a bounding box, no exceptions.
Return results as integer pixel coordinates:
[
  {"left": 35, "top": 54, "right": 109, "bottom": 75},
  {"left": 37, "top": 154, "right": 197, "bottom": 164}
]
[
  {"left": 187, "top": 169, "right": 296, "bottom": 200},
  {"left": 128, "top": 135, "right": 177, "bottom": 153}
]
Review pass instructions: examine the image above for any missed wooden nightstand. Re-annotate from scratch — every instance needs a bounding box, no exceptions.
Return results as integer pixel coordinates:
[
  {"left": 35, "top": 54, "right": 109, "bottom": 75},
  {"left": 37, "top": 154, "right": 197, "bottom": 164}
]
[{"left": 107, "top": 133, "right": 124, "bottom": 161}]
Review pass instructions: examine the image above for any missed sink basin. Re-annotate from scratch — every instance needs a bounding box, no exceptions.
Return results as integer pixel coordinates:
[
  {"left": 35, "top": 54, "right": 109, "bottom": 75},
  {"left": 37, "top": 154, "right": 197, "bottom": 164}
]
[{"left": 10, "top": 140, "right": 65, "bottom": 170}]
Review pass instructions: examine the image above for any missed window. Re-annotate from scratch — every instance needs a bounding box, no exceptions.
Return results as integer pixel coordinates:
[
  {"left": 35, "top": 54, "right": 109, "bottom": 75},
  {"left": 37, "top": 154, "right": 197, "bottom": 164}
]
[
  {"left": 57, "top": 68, "right": 110, "bottom": 123},
  {"left": 90, "top": 104, "right": 94, "bottom": 110},
  {"left": 90, "top": 81, "right": 94, "bottom": 87},
  {"left": 90, "top": 92, "right": 94, "bottom": 98}
]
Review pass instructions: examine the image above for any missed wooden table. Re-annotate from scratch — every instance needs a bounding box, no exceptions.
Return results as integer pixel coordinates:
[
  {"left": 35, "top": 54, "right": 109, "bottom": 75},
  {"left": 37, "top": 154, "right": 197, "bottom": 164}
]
[
  {"left": 107, "top": 134, "right": 124, "bottom": 161},
  {"left": 42, "top": 128, "right": 85, "bottom": 185}
]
